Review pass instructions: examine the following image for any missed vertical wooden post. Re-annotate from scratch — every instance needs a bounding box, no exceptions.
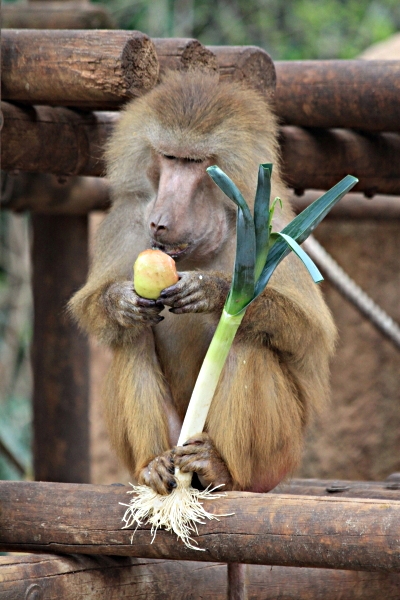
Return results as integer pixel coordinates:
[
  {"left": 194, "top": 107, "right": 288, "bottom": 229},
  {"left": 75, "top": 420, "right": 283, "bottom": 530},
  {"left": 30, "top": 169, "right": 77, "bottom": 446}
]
[
  {"left": 32, "top": 215, "right": 90, "bottom": 483},
  {"left": 228, "top": 563, "right": 247, "bottom": 600}
]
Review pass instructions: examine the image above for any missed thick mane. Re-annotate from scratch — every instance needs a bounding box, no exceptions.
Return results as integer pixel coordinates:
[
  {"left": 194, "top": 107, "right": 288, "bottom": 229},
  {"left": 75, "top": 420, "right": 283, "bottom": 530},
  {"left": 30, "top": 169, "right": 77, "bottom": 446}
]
[{"left": 106, "top": 70, "right": 281, "bottom": 202}]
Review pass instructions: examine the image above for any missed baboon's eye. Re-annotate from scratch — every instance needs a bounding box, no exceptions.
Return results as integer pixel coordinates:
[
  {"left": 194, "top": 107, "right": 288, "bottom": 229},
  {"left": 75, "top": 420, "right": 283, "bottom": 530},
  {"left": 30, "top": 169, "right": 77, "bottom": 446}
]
[
  {"left": 184, "top": 157, "right": 204, "bottom": 164},
  {"left": 161, "top": 153, "right": 203, "bottom": 163}
]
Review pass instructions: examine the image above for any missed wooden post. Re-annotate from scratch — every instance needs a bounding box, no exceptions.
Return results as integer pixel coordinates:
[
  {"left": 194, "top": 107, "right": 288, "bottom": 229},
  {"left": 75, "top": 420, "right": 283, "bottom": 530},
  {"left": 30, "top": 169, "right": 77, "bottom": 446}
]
[
  {"left": 32, "top": 215, "right": 90, "bottom": 482},
  {"left": 1, "top": 29, "right": 159, "bottom": 109},
  {"left": 228, "top": 563, "right": 247, "bottom": 600}
]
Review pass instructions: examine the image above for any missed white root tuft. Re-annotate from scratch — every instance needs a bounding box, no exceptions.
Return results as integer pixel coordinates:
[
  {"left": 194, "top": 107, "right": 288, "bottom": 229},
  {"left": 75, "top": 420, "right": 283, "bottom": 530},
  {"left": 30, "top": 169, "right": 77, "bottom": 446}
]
[{"left": 121, "top": 479, "right": 232, "bottom": 551}]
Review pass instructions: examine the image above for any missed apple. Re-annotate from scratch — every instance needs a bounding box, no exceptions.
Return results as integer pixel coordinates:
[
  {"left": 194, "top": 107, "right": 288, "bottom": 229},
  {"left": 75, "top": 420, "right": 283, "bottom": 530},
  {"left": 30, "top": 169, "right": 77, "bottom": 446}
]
[{"left": 133, "top": 249, "right": 178, "bottom": 299}]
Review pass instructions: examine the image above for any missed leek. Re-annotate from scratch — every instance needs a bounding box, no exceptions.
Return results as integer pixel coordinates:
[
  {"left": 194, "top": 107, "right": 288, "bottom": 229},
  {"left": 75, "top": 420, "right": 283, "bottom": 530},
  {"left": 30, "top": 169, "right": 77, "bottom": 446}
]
[{"left": 122, "top": 165, "right": 358, "bottom": 550}]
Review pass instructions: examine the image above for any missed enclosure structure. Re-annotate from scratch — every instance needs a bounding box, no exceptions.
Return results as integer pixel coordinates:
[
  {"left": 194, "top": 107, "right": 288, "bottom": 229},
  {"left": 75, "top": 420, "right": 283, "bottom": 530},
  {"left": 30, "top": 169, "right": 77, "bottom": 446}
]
[{"left": 1, "top": 26, "right": 400, "bottom": 600}]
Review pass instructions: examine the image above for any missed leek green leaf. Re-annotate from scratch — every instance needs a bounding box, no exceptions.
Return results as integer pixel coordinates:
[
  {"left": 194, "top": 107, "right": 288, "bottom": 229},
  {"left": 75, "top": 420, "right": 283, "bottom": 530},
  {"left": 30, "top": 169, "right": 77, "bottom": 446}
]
[
  {"left": 252, "top": 174, "right": 358, "bottom": 305},
  {"left": 207, "top": 165, "right": 255, "bottom": 313},
  {"left": 254, "top": 164, "right": 272, "bottom": 280},
  {"left": 273, "top": 233, "right": 324, "bottom": 284}
]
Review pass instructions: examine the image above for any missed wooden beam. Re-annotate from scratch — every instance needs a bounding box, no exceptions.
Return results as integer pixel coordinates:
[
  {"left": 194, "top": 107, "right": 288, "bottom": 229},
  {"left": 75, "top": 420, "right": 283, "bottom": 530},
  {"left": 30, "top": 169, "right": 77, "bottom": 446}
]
[
  {"left": 2, "top": 1, "right": 116, "bottom": 29},
  {"left": 5, "top": 172, "right": 400, "bottom": 219},
  {"left": 208, "top": 45, "right": 275, "bottom": 97},
  {"left": 290, "top": 191, "right": 400, "bottom": 219},
  {"left": 1, "top": 481, "right": 400, "bottom": 571},
  {"left": 4, "top": 173, "right": 400, "bottom": 219},
  {"left": 3, "top": 102, "right": 400, "bottom": 196},
  {"left": 1, "top": 101, "right": 115, "bottom": 176},
  {"left": 280, "top": 126, "right": 400, "bottom": 197},
  {"left": 1, "top": 29, "right": 159, "bottom": 109},
  {"left": 1, "top": 31, "right": 220, "bottom": 109},
  {"left": 2, "top": 173, "right": 111, "bottom": 214},
  {"left": 2, "top": 553, "right": 400, "bottom": 599},
  {"left": 274, "top": 477, "right": 400, "bottom": 499},
  {"left": 275, "top": 60, "right": 400, "bottom": 132},
  {"left": 32, "top": 216, "right": 90, "bottom": 483},
  {"left": 154, "top": 38, "right": 217, "bottom": 74}
]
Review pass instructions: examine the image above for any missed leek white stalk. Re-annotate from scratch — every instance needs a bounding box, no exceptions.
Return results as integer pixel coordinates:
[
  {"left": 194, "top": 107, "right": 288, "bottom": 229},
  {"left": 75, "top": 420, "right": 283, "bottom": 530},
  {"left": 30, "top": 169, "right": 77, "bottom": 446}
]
[
  {"left": 121, "top": 309, "right": 244, "bottom": 550},
  {"left": 177, "top": 310, "right": 245, "bottom": 448}
]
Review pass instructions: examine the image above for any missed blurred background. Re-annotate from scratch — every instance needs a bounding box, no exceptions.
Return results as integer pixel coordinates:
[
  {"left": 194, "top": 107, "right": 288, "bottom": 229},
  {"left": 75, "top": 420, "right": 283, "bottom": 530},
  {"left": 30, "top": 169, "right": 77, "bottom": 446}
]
[
  {"left": 89, "top": 0, "right": 400, "bottom": 59},
  {"left": 1, "top": 0, "right": 400, "bottom": 483}
]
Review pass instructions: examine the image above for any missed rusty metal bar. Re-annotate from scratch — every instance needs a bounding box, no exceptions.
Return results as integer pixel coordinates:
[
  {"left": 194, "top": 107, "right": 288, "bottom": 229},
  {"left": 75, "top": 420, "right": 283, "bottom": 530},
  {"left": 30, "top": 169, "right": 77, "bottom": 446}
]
[{"left": 275, "top": 60, "right": 400, "bottom": 132}]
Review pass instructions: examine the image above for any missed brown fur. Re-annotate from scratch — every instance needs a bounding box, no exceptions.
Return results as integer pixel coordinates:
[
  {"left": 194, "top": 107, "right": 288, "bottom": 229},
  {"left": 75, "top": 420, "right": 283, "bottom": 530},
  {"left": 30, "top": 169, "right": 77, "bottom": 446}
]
[{"left": 69, "top": 70, "right": 336, "bottom": 493}]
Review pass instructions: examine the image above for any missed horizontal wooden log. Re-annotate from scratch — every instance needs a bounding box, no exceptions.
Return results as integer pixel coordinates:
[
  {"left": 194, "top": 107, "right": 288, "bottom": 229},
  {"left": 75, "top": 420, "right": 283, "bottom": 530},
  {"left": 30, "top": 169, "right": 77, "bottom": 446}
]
[
  {"left": 291, "top": 191, "right": 400, "bottom": 219},
  {"left": 280, "top": 126, "right": 400, "bottom": 197},
  {"left": 275, "top": 60, "right": 400, "bottom": 132},
  {"left": 4, "top": 172, "right": 400, "bottom": 219},
  {"left": 3, "top": 102, "right": 400, "bottom": 196},
  {"left": 1, "top": 33, "right": 273, "bottom": 108},
  {"left": 154, "top": 38, "right": 217, "bottom": 75},
  {"left": 275, "top": 478, "right": 400, "bottom": 499},
  {"left": 1, "top": 29, "right": 159, "bottom": 109},
  {"left": 2, "top": 554, "right": 400, "bottom": 599},
  {"left": 1, "top": 102, "right": 116, "bottom": 176},
  {"left": 2, "top": 1, "right": 116, "bottom": 29},
  {"left": 2, "top": 172, "right": 111, "bottom": 214},
  {"left": 208, "top": 45, "right": 276, "bottom": 96},
  {"left": 1, "top": 481, "right": 400, "bottom": 571}
]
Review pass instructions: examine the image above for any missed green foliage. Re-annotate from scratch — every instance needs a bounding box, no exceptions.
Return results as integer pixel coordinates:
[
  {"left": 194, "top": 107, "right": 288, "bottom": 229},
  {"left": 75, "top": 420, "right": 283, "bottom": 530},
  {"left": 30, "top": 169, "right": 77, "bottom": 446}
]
[
  {"left": 0, "top": 210, "right": 32, "bottom": 481},
  {"left": 88, "top": 0, "right": 400, "bottom": 59},
  {"left": 0, "top": 395, "right": 31, "bottom": 480}
]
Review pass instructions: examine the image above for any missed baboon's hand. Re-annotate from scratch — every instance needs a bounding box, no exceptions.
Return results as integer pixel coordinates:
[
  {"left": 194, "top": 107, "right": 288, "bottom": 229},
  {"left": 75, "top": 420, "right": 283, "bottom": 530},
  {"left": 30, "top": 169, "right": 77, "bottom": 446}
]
[
  {"left": 103, "top": 281, "right": 164, "bottom": 328},
  {"left": 174, "top": 432, "right": 233, "bottom": 490},
  {"left": 137, "top": 450, "right": 176, "bottom": 496},
  {"left": 160, "top": 271, "right": 230, "bottom": 314}
]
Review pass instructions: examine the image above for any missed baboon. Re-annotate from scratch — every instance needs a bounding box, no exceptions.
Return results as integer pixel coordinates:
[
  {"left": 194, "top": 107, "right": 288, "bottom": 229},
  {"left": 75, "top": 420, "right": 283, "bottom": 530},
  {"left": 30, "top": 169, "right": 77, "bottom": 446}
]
[{"left": 69, "top": 70, "right": 336, "bottom": 494}]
